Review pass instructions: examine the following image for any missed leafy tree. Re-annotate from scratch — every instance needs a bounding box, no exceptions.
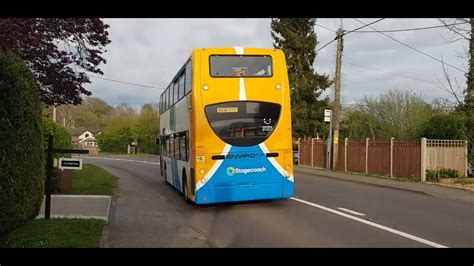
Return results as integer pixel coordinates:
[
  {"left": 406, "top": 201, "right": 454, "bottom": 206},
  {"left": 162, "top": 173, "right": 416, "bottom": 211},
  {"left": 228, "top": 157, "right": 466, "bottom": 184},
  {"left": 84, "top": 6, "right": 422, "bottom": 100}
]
[
  {"left": 421, "top": 113, "right": 466, "bottom": 139},
  {"left": 342, "top": 89, "right": 435, "bottom": 139},
  {"left": 42, "top": 118, "right": 72, "bottom": 152},
  {"left": 96, "top": 117, "right": 135, "bottom": 153},
  {"left": 133, "top": 104, "right": 159, "bottom": 154},
  {"left": 271, "top": 18, "right": 332, "bottom": 138},
  {"left": 0, "top": 18, "right": 111, "bottom": 105},
  {"left": 439, "top": 18, "right": 473, "bottom": 164},
  {"left": 0, "top": 52, "right": 44, "bottom": 234},
  {"left": 114, "top": 103, "right": 136, "bottom": 117}
]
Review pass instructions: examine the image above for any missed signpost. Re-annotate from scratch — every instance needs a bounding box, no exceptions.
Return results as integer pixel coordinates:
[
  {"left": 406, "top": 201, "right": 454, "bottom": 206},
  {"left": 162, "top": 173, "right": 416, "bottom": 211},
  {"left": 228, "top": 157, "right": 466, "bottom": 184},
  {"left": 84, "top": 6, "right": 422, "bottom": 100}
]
[
  {"left": 44, "top": 135, "right": 89, "bottom": 219},
  {"left": 324, "top": 109, "right": 332, "bottom": 170}
]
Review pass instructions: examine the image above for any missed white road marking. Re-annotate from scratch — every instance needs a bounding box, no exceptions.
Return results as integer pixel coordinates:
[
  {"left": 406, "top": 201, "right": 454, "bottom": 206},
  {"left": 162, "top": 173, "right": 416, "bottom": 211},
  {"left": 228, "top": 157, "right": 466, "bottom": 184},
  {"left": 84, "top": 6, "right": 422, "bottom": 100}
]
[
  {"left": 337, "top": 207, "right": 366, "bottom": 216},
  {"left": 290, "top": 197, "right": 448, "bottom": 248},
  {"left": 83, "top": 156, "right": 160, "bottom": 165}
]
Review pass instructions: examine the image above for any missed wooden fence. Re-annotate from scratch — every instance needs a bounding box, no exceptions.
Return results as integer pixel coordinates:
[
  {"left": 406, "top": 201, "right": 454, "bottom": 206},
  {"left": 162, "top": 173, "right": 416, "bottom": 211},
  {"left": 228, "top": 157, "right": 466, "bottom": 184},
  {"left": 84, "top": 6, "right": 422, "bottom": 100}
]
[{"left": 298, "top": 137, "right": 468, "bottom": 180}]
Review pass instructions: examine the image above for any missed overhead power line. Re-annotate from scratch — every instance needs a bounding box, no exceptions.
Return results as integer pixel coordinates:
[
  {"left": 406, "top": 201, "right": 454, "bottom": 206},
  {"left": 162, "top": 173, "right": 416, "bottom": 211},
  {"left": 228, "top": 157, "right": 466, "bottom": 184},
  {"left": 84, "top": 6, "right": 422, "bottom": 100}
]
[
  {"left": 343, "top": 60, "right": 438, "bottom": 84},
  {"left": 342, "top": 18, "right": 385, "bottom": 36},
  {"left": 316, "top": 23, "right": 336, "bottom": 33},
  {"left": 353, "top": 18, "right": 465, "bottom": 73},
  {"left": 316, "top": 18, "right": 385, "bottom": 53},
  {"left": 89, "top": 75, "right": 166, "bottom": 90},
  {"left": 353, "top": 21, "right": 470, "bottom": 33}
]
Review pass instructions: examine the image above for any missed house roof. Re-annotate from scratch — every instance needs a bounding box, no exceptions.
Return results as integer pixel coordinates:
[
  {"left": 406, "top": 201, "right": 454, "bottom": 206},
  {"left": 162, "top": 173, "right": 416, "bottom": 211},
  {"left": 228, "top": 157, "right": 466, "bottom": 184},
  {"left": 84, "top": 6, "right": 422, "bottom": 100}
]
[
  {"left": 79, "top": 136, "right": 97, "bottom": 143},
  {"left": 68, "top": 127, "right": 102, "bottom": 136}
]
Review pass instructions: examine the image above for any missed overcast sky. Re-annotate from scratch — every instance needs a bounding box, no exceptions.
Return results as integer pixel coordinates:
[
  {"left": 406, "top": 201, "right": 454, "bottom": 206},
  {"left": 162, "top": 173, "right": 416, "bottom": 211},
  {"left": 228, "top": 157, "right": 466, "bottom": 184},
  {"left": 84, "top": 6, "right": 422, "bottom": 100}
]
[{"left": 85, "top": 18, "right": 469, "bottom": 110}]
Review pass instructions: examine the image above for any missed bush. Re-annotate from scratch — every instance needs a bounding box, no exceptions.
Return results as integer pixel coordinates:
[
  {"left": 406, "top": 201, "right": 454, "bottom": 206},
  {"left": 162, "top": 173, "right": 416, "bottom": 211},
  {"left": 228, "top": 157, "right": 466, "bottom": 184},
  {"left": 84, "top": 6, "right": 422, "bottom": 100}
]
[
  {"left": 0, "top": 52, "right": 45, "bottom": 234},
  {"left": 420, "top": 113, "right": 466, "bottom": 139},
  {"left": 426, "top": 168, "right": 462, "bottom": 182},
  {"left": 96, "top": 117, "right": 134, "bottom": 153}
]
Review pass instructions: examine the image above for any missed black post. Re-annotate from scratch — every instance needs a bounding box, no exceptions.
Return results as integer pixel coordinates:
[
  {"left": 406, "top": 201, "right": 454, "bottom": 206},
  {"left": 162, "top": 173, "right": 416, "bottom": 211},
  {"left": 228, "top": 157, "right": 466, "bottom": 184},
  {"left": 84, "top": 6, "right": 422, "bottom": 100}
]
[{"left": 45, "top": 135, "right": 53, "bottom": 219}]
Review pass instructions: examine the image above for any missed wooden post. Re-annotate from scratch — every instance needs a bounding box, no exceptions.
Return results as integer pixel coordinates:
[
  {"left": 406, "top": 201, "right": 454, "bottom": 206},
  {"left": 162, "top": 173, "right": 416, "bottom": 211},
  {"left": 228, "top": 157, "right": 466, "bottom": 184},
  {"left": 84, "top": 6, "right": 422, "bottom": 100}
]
[
  {"left": 297, "top": 138, "right": 301, "bottom": 166},
  {"left": 465, "top": 140, "right": 468, "bottom": 177},
  {"left": 420, "top": 137, "right": 427, "bottom": 182},
  {"left": 365, "top": 138, "right": 369, "bottom": 175},
  {"left": 390, "top": 137, "right": 394, "bottom": 178},
  {"left": 45, "top": 135, "right": 53, "bottom": 220},
  {"left": 344, "top": 138, "right": 348, "bottom": 172},
  {"left": 332, "top": 28, "right": 344, "bottom": 171},
  {"left": 311, "top": 138, "right": 314, "bottom": 167}
]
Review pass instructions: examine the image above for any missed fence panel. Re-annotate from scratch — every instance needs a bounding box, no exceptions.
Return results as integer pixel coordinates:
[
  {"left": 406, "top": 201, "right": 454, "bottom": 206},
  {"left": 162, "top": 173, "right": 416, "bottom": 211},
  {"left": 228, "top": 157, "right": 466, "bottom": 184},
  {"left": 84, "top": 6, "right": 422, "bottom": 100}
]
[
  {"left": 346, "top": 139, "right": 366, "bottom": 173},
  {"left": 426, "top": 140, "right": 467, "bottom": 176},
  {"left": 367, "top": 139, "right": 390, "bottom": 176},
  {"left": 312, "top": 139, "right": 326, "bottom": 168},
  {"left": 335, "top": 144, "right": 345, "bottom": 171},
  {"left": 393, "top": 140, "right": 420, "bottom": 178},
  {"left": 299, "top": 139, "right": 312, "bottom": 166}
]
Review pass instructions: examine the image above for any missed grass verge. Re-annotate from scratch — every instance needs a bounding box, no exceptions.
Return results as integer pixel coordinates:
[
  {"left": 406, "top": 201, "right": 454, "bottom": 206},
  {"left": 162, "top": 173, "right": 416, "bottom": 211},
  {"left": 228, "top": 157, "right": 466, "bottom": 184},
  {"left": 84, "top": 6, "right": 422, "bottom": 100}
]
[
  {"left": 61, "top": 164, "right": 117, "bottom": 195},
  {"left": 0, "top": 219, "right": 106, "bottom": 248}
]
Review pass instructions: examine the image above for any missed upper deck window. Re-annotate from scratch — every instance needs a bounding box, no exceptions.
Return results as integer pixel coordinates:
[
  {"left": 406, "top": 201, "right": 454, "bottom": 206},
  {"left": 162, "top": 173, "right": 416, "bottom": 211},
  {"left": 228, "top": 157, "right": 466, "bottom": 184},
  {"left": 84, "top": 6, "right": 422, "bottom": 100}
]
[{"left": 210, "top": 55, "right": 272, "bottom": 77}]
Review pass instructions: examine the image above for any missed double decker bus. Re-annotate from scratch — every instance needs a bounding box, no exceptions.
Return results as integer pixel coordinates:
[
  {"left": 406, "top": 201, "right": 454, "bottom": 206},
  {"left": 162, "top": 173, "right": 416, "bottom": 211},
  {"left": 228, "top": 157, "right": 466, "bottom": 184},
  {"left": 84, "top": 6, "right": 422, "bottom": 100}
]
[{"left": 158, "top": 47, "right": 294, "bottom": 204}]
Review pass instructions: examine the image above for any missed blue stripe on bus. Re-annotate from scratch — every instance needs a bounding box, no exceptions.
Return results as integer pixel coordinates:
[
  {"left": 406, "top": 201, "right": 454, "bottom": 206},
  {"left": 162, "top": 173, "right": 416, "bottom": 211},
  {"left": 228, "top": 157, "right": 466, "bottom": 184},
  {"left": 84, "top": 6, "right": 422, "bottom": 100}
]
[{"left": 195, "top": 145, "right": 294, "bottom": 204}]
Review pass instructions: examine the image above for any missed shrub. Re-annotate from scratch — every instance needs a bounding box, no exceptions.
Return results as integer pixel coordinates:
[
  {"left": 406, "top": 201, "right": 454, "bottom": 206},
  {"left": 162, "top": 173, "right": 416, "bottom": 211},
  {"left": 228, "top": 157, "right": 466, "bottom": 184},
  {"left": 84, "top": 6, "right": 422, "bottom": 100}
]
[
  {"left": 96, "top": 118, "right": 135, "bottom": 153},
  {"left": 426, "top": 168, "right": 462, "bottom": 182},
  {"left": 0, "top": 52, "right": 44, "bottom": 234}
]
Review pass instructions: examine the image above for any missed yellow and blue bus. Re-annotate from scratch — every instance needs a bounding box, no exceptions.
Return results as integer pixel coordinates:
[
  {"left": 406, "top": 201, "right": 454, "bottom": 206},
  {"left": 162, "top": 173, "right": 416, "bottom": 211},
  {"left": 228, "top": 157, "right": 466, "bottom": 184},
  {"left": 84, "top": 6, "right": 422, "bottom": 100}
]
[{"left": 158, "top": 47, "right": 294, "bottom": 204}]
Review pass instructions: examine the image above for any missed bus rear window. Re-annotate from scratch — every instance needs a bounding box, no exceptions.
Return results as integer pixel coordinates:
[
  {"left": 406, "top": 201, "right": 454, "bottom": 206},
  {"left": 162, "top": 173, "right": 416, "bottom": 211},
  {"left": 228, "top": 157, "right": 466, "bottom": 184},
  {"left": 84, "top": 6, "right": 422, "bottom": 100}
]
[{"left": 210, "top": 55, "right": 272, "bottom": 77}]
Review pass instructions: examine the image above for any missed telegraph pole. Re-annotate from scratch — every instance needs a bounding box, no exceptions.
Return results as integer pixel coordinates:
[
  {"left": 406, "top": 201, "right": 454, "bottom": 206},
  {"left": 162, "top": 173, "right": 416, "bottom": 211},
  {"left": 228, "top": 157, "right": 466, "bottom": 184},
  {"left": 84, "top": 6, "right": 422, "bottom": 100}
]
[{"left": 332, "top": 27, "right": 344, "bottom": 170}]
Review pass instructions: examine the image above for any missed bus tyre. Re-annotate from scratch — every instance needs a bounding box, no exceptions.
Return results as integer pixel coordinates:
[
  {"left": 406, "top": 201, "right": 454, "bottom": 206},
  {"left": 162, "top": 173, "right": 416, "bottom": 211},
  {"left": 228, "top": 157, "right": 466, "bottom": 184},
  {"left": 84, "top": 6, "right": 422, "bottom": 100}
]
[{"left": 183, "top": 173, "right": 192, "bottom": 204}]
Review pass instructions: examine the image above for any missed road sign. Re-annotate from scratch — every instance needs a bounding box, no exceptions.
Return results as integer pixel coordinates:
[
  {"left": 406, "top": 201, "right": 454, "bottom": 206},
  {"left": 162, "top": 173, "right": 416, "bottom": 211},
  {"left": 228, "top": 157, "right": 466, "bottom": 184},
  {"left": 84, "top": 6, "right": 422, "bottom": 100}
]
[
  {"left": 324, "top": 109, "right": 332, "bottom": 122},
  {"left": 59, "top": 158, "right": 83, "bottom": 170}
]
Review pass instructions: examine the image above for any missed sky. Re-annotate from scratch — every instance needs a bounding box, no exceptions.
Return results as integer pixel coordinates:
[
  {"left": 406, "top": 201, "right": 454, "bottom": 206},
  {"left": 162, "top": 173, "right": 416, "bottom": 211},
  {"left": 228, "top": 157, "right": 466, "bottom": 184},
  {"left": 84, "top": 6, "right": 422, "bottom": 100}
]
[{"left": 85, "top": 18, "right": 470, "bottom": 110}]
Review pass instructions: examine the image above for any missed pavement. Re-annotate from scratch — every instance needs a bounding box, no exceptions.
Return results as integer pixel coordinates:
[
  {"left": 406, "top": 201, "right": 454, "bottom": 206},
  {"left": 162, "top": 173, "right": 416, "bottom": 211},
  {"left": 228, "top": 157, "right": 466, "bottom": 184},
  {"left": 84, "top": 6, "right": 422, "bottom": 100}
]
[
  {"left": 295, "top": 165, "right": 474, "bottom": 204},
  {"left": 37, "top": 195, "right": 111, "bottom": 221},
  {"left": 79, "top": 156, "right": 474, "bottom": 247}
]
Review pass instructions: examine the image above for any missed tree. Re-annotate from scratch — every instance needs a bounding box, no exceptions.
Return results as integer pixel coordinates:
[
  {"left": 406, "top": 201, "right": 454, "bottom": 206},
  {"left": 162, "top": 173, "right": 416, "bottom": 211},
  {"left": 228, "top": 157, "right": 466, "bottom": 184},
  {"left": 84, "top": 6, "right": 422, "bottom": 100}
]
[
  {"left": 134, "top": 103, "right": 159, "bottom": 154},
  {"left": 114, "top": 103, "right": 136, "bottom": 117},
  {"left": 0, "top": 18, "right": 111, "bottom": 105},
  {"left": 341, "top": 89, "right": 435, "bottom": 139},
  {"left": 421, "top": 113, "right": 466, "bottom": 139},
  {"left": 96, "top": 117, "right": 135, "bottom": 153},
  {"left": 271, "top": 18, "right": 332, "bottom": 138},
  {"left": 439, "top": 18, "right": 473, "bottom": 164},
  {"left": 0, "top": 52, "right": 44, "bottom": 234}
]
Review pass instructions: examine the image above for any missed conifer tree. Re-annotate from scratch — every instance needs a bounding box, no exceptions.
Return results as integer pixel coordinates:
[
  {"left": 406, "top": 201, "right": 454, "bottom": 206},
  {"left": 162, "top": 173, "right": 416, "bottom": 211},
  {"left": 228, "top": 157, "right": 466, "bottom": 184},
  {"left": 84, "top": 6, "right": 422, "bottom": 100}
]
[{"left": 271, "top": 18, "right": 332, "bottom": 138}]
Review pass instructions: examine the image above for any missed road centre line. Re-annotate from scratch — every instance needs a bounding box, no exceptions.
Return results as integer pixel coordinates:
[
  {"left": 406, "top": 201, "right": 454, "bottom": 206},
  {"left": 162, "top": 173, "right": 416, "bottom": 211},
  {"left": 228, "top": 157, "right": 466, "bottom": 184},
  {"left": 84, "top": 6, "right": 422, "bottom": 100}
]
[
  {"left": 83, "top": 157, "right": 160, "bottom": 165},
  {"left": 337, "top": 207, "right": 366, "bottom": 216},
  {"left": 290, "top": 197, "right": 448, "bottom": 248}
]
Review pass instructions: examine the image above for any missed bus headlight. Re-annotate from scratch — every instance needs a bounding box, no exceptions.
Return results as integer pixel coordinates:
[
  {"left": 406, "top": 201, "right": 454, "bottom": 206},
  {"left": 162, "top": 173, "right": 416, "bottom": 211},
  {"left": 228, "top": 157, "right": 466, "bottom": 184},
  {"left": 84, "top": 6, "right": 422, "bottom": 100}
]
[
  {"left": 203, "top": 84, "right": 209, "bottom": 90},
  {"left": 285, "top": 164, "right": 290, "bottom": 170},
  {"left": 199, "top": 169, "right": 205, "bottom": 175},
  {"left": 276, "top": 83, "right": 281, "bottom": 90}
]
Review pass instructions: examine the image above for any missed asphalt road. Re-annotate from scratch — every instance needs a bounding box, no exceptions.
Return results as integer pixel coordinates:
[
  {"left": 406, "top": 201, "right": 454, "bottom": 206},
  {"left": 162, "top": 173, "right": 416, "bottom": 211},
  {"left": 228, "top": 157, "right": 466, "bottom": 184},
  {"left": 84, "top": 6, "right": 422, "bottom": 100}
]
[{"left": 83, "top": 156, "right": 474, "bottom": 248}]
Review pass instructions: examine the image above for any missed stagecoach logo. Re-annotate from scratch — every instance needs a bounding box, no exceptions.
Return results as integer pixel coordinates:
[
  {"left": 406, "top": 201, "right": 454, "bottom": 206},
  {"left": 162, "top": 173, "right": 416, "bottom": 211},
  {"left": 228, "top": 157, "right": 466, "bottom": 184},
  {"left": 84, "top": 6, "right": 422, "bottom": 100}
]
[
  {"left": 226, "top": 166, "right": 236, "bottom": 176},
  {"left": 226, "top": 166, "right": 267, "bottom": 176}
]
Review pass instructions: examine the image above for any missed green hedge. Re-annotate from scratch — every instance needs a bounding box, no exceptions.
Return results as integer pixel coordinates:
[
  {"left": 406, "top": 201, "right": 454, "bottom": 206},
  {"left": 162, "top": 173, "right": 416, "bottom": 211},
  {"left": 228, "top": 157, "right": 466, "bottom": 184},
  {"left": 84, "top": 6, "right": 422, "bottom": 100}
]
[
  {"left": 0, "top": 52, "right": 45, "bottom": 234},
  {"left": 426, "top": 168, "right": 462, "bottom": 182}
]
